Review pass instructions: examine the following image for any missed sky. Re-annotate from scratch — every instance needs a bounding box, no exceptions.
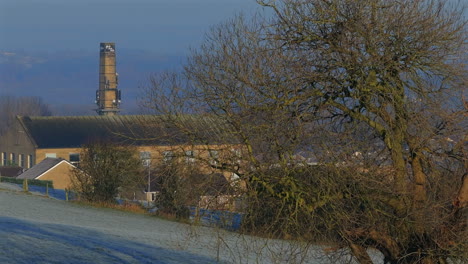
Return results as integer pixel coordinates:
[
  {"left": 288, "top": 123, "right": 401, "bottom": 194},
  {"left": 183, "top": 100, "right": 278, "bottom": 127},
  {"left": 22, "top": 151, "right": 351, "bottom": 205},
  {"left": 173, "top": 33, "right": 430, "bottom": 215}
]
[
  {"left": 0, "top": 0, "right": 262, "bottom": 113},
  {"left": 0, "top": 0, "right": 261, "bottom": 55},
  {"left": 0, "top": 0, "right": 465, "bottom": 115},
  {"left": 0, "top": 0, "right": 465, "bottom": 54}
]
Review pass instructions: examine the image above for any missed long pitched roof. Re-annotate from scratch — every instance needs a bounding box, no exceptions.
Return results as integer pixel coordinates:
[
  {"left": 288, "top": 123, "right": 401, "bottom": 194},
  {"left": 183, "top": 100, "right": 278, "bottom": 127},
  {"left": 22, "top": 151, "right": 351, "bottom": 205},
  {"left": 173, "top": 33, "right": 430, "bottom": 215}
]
[{"left": 18, "top": 115, "right": 235, "bottom": 149}]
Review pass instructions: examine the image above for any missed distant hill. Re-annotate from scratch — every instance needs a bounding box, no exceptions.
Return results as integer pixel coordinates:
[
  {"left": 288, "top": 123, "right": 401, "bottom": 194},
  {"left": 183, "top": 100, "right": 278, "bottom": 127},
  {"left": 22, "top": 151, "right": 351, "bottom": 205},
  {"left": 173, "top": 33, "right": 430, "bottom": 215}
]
[{"left": 0, "top": 49, "right": 185, "bottom": 115}]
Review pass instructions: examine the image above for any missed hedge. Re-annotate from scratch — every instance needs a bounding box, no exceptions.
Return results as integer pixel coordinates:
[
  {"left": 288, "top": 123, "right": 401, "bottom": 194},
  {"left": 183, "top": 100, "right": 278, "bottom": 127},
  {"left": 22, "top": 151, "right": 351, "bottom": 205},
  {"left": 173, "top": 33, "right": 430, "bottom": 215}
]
[{"left": 0, "top": 176, "right": 54, "bottom": 188}]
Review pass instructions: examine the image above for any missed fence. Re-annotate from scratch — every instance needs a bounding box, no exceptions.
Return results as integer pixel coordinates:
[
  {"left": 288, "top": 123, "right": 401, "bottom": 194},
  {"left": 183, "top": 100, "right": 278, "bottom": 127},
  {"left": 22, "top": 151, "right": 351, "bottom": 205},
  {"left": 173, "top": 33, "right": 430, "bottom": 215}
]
[
  {"left": 189, "top": 207, "right": 243, "bottom": 231},
  {"left": 0, "top": 176, "right": 70, "bottom": 200}
]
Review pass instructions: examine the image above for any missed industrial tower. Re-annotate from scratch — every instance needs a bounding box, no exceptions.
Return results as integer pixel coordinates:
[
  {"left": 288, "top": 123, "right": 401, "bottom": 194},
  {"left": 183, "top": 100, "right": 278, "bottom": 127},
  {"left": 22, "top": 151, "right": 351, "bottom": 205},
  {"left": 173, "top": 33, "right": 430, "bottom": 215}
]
[{"left": 96, "top": 42, "right": 121, "bottom": 115}]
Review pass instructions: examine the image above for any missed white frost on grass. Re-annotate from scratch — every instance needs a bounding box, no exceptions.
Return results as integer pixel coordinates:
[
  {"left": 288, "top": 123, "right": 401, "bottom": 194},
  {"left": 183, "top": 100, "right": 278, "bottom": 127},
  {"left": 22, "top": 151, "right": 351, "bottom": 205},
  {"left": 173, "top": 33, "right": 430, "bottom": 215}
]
[
  {"left": 1, "top": 216, "right": 214, "bottom": 264},
  {"left": 0, "top": 184, "right": 379, "bottom": 263},
  {"left": 0, "top": 182, "right": 23, "bottom": 192}
]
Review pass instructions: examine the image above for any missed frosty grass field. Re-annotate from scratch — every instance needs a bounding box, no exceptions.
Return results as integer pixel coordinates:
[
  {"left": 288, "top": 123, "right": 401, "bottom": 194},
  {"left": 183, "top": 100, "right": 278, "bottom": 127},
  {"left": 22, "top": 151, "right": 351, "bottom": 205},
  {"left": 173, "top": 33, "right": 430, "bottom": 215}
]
[{"left": 0, "top": 183, "right": 380, "bottom": 263}]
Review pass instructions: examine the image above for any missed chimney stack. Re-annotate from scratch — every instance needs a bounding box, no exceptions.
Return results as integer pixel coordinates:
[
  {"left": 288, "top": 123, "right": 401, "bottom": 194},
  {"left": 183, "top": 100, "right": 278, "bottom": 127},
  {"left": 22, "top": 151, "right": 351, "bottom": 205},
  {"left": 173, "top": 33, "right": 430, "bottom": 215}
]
[{"left": 96, "top": 42, "right": 121, "bottom": 116}]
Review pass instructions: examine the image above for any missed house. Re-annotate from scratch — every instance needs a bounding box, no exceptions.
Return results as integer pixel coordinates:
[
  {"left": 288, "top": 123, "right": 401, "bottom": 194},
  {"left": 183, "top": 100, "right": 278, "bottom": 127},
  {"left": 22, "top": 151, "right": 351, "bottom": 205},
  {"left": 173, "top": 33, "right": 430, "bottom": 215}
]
[
  {"left": 0, "top": 114, "right": 243, "bottom": 198},
  {"left": 0, "top": 42, "right": 246, "bottom": 205},
  {"left": 0, "top": 114, "right": 238, "bottom": 167},
  {"left": 16, "top": 158, "right": 76, "bottom": 189}
]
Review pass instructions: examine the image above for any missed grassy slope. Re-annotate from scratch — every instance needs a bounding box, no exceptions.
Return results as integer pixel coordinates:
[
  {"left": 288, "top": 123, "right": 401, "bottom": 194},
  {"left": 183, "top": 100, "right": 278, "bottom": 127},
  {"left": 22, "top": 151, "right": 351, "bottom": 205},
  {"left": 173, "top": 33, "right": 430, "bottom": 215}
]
[{"left": 0, "top": 184, "right": 372, "bottom": 263}]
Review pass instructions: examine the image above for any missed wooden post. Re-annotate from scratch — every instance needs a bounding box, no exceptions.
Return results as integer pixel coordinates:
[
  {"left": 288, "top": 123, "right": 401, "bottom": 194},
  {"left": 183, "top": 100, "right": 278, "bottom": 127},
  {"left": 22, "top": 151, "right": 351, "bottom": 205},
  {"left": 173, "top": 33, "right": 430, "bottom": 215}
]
[
  {"left": 65, "top": 189, "right": 69, "bottom": 201},
  {"left": 23, "top": 179, "right": 29, "bottom": 192}
]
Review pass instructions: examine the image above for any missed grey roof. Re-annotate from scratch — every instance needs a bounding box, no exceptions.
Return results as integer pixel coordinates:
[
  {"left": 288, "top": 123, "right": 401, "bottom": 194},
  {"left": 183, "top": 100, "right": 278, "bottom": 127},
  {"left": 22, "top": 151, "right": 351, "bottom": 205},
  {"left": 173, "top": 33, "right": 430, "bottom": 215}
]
[
  {"left": 18, "top": 115, "right": 236, "bottom": 149},
  {"left": 17, "top": 158, "right": 71, "bottom": 180},
  {"left": 0, "top": 166, "right": 24, "bottom": 177}
]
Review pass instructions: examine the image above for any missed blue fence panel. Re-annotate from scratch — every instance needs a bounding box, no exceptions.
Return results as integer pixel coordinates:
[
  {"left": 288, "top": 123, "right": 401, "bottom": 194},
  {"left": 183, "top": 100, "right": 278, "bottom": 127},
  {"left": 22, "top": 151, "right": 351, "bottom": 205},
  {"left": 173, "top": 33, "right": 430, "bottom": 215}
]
[
  {"left": 11, "top": 184, "right": 69, "bottom": 200},
  {"left": 189, "top": 207, "right": 243, "bottom": 231}
]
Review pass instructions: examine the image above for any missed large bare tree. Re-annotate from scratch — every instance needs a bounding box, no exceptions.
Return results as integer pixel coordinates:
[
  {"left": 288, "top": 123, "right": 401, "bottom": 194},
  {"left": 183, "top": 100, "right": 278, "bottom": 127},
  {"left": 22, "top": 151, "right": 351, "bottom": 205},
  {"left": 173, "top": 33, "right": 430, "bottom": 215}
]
[{"left": 142, "top": 0, "right": 467, "bottom": 263}]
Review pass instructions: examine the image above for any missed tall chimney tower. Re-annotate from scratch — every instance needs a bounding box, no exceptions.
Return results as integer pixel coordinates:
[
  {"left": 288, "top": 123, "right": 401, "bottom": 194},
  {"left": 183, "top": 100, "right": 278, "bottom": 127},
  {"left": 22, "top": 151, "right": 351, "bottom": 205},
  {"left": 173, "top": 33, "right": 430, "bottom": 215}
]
[{"left": 96, "top": 42, "right": 121, "bottom": 115}]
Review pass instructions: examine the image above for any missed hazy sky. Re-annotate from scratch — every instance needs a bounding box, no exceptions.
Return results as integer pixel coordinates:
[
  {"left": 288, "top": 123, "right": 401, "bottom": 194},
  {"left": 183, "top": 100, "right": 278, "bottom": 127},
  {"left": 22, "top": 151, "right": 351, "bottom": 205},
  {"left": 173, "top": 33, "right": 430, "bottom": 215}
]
[
  {"left": 0, "top": 0, "right": 260, "bottom": 55},
  {"left": 0, "top": 0, "right": 465, "bottom": 114}
]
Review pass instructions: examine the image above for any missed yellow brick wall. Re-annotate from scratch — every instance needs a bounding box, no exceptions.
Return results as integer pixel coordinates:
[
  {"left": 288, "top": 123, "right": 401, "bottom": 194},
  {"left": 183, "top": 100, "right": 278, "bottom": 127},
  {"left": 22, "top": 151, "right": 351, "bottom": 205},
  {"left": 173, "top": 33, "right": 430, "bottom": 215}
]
[
  {"left": 36, "top": 161, "right": 74, "bottom": 189},
  {"left": 36, "top": 145, "right": 235, "bottom": 165},
  {"left": 136, "top": 144, "right": 244, "bottom": 176},
  {"left": 35, "top": 144, "right": 244, "bottom": 182},
  {"left": 35, "top": 148, "right": 81, "bottom": 164}
]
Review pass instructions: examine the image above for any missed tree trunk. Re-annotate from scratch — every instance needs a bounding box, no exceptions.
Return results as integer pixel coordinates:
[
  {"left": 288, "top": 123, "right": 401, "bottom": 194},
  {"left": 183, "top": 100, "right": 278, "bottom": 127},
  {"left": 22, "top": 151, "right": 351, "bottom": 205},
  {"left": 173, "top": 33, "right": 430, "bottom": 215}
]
[
  {"left": 411, "top": 155, "right": 427, "bottom": 204},
  {"left": 389, "top": 138, "right": 407, "bottom": 194},
  {"left": 410, "top": 154, "right": 428, "bottom": 233},
  {"left": 349, "top": 243, "right": 373, "bottom": 264},
  {"left": 454, "top": 173, "right": 468, "bottom": 208}
]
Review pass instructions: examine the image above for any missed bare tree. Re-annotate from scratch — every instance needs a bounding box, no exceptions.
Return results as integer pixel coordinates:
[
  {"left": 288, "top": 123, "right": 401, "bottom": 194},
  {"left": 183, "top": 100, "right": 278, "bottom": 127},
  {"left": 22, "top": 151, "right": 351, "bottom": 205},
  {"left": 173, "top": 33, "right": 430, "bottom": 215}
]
[
  {"left": 142, "top": 0, "right": 467, "bottom": 263},
  {"left": 0, "top": 96, "right": 52, "bottom": 136}
]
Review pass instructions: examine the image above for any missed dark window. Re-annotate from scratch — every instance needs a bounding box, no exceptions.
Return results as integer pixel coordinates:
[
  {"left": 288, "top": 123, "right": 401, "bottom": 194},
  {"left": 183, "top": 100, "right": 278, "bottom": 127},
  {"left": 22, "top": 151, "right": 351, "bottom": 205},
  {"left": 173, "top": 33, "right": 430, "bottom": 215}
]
[
  {"left": 209, "top": 150, "right": 219, "bottom": 159},
  {"left": 209, "top": 150, "right": 219, "bottom": 165},
  {"left": 28, "top": 155, "right": 33, "bottom": 168},
  {"left": 185, "top": 150, "right": 196, "bottom": 163},
  {"left": 69, "top": 153, "right": 80, "bottom": 165},
  {"left": 163, "top": 151, "right": 174, "bottom": 162}
]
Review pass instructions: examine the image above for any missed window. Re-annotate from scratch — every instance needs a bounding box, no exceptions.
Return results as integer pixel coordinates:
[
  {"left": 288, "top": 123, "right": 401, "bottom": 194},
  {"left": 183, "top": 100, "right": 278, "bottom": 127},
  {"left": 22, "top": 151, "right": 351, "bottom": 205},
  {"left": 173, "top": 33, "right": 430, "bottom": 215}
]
[
  {"left": 45, "top": 153, "right": 57, "bottom": 158},
  {"left": 140, "top": 151, "right": 151, "bottom": 167},
  {"left": 27, "top": 155, "right": 33, "bottom": 169},
  {"left": 209, "top": 150, "right": 219, "bottom": 159},
  {"left": 10, "top": 153, "right": 16, "bottom": 165},
  {"left": 209, "top": 150, "right": 219, "bottom": 165},
  {"left": 231, "top": 148, "right": 242, "bottom": 157},
  {"left": 69, "top": 153, "right": 80, "bottom": 166},
  {"left": 162, "top": 151, "right": 174, "bottom": 162},
  {"left": 231, "top": 148, "right": 242, "bottom": 164},
  {"left": 185, "top": 150, "right": 196, "bottom": 163},
  {"left": 19, "top": 154, "right": 25, "bottom": 168},
  {"left": 1, "top": 152, "right": 6, "bottom": 166}
]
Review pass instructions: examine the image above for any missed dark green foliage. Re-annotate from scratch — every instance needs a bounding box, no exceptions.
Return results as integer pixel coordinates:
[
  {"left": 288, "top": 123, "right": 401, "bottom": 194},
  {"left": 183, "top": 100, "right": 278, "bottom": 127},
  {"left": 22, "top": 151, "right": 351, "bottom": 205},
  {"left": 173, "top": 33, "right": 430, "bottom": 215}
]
[
  {"left": 71, "top": 141, "right": 145, "bottom": 203},
  {"left": 0, "top": 176, "right": 54, "bottom": 188},
  {"left": 154, "top": 160, "right": 201, "bottom": 218},
  {"left": 242, "top": 162, "right": 467, "bottom": 263},
  {"left": 154, "top": 159, "right": 234, "bottom": 219}
]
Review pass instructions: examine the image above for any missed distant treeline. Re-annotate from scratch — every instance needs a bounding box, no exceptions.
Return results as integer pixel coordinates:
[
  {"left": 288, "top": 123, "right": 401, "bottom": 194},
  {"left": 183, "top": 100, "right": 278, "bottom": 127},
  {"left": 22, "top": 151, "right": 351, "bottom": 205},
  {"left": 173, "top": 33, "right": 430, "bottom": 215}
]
[{"left": 0, "top": 96, "right": 52, "bottom": 136}]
